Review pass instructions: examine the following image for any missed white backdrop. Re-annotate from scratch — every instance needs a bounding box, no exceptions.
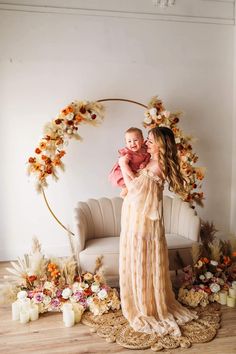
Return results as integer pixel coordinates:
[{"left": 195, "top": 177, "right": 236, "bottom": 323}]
[{"left": 0, "top": 0, "right": 235, "bottom": 260}]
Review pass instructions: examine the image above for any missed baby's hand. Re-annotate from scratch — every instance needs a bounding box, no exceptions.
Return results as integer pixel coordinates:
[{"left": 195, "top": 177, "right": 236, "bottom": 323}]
[{"left": 139, "top": 163, "right": 146, "bottom": 169}]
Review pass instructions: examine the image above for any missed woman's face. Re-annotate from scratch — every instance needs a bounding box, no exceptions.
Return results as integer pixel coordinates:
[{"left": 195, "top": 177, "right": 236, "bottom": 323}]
[{"left": 146, "top": 132, "right": 159, "bottom": 155}]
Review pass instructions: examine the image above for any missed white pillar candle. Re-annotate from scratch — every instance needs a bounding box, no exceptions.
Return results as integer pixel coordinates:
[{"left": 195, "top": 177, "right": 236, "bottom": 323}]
[
  {"left": 29, "top": 305, "right": 39, "bottom": 321},
  {"left": 20, "top": 310, "right": 30, "bottom": 324},
  {"left": 232, "top": 281, "right": 236, "bottom": 290},
  {"left": 72, "top": 303, "right": 84, "bottom": 324},
  {"left": 20, "top": 298, "right": 31, "bottom": 311},
  {"left": 12, "top": 301, "right": 20, "bottom": 321},
  {"left": 227, "top": 296, "right": 235, "bottom": 308},
  {"left": 63, "top": 309, "right": 75, "bottom": 327},
  {"left": 219, "top": 291, "right": 227, "bottom": 305},
  {"left": 229, "top": 287, "right": 236, "bottom": 298}
]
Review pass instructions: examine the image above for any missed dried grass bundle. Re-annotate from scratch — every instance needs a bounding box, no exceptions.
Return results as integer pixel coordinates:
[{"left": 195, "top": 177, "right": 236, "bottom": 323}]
[
  {"left": 191, "top": 243, "right": 202, "bottom": 264},
  {"left": 208, "top": 239, "right": 222, "bottom": 262}
]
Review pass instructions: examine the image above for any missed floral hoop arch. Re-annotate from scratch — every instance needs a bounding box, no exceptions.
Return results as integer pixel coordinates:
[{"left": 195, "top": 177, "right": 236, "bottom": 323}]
[{"left": 28, "top": 97, "right": 205, "bottom": 235}]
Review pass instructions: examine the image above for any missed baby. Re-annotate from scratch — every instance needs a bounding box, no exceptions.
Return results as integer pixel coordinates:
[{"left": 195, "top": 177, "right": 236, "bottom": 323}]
[{"left": 109, "top": 127, "right": 150, "bottom": 197}]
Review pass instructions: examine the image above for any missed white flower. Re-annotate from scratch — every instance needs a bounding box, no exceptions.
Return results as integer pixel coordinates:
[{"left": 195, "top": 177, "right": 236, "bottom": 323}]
[
  {"left": 43, "top": 295, "right": 51, "bottom": 306},
  {"left": 149, "top": 108, "right": 157, "bottom": 116},
  {"left": 66, "top": 129, "right": 73, "bottom": 135},
  {"left": 97, "top": 289, "right": 108, "bottom": 300},
  {"left": 17, "top": 290, "right": 28, "bottom": 300},
  {"left": 163, "top": 110, "right": 170, "bottom": 118},
  {"left": 43, "top": 281, "right": 54, "bottom": 291},
  {"left": 210, "top": 260, "right": 218, "bottom": 266},
  {"left": 91, "top": 283, "right": 100, "bottom": 293},
  {"left": 78, "top": 282, "right": 89, "bottom": 291},
  {"left": 86, "top": 296, "right": 93, "bottom": 305},
  {"left": 65, "top": 112, "right": 74, "bottom": 120},
  {"left": 209, "top": 283, "right": 220, "bottom": 293},
  {"left": 175, "top": 137, "right": 181, "bottom": 144},
  {"left": 199, "top": 275, "right": 205, "bottom": 280},
  {"left": 144, "top": 116, "right": 153, "bottom": 125},
  {"left": 62, "top": 288, "right": 72, "bottom": 299},
  {"left": 72, "top": 282, "right": 80, "bottom": 292},
  {"left": 199, "top": 284, "right": 205, "bottom": 289},
  {"left": 205, "top": 272, "right": 213, "bottom": 279}
]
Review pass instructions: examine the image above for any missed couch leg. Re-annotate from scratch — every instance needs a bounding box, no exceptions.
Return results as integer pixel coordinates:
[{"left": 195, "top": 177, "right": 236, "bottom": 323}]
[{"left": 175, "top": 269, "right": 178, "bottom": 276}]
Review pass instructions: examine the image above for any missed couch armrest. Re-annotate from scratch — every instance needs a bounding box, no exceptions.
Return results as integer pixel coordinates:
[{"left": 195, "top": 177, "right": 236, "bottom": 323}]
[{"left": 74, "top": 207, "right": 90, "bottom": 253}]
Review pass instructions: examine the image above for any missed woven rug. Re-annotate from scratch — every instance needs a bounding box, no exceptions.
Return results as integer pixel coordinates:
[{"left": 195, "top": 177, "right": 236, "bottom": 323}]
[{"left": 81, "top": 303, "right": 221, "bottom": 351}]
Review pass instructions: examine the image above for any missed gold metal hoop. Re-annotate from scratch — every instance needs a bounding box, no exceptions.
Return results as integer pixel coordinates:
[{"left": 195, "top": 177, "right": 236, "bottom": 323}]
[{"left": 42, "top": 98, "right": 148, "bottom": 235}]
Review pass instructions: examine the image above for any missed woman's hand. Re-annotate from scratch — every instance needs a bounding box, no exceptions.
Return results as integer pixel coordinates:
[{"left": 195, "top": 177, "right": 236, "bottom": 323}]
[{"left": 118, "top": 154, "right": 129, "bottom": 167}]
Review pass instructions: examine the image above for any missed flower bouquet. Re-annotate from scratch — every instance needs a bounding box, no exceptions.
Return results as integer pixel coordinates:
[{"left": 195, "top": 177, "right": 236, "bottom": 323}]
[
  {"left": 1, "top": 238, "right": 120, "bottom": 322},
  {"left": 178, "top": 233, "right": 236, "bottom": 307}
]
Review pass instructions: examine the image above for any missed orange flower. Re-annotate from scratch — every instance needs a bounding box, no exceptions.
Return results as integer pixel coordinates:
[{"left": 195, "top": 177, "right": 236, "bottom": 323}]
[
  {"left": 75, "top": 114, "right": 83, "bottom": 122},
  {"left": 200, "top": 257, "right": 209, "bottom": 264},
  {"left": 39, "top": 141, "right": 47, "bottom": 150},
  {"left": 223, "top": 256, "right": 231, "bottom": 265},
  {"left": 62, "top": 106, "right": 73, "bottom": 115},
  {"left": 232, "top": 251, "right": 236, "bottom": 257},
  {"left": 41, "top": 155, "right": 48, "bottom": 161}
]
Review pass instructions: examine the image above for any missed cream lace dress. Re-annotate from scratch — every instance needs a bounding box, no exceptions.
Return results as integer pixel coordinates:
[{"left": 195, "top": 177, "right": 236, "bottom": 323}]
[{"left": 119, "top": 169, "right": 197, "bottom": 337}]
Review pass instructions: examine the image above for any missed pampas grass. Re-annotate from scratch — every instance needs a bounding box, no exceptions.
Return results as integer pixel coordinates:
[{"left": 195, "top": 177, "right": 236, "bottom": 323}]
[{"left": 191, "top": 243, "right": 202, "bottom": 264}]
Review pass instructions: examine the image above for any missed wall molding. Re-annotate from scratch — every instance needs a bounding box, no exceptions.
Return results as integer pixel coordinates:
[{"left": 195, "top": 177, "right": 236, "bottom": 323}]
[{"left": 0, "top": 0, "right": 235, "bottom": 25}]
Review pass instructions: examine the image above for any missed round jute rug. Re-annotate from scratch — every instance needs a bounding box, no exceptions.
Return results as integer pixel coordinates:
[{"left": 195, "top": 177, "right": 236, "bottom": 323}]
[{"left": 81, "top": 303, "right": 221, "bottom": 351}]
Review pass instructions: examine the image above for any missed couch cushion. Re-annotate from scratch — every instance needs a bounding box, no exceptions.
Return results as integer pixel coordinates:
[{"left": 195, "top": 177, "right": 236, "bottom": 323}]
[
  {"left": 79, "top": 235, "right": 194, "bottom": 275},
  {"left": 166, "top": 234, "right": 195, "bottom": 249},
  {"left": 79, "top": 237, "right": 120, "bottom": 275}
]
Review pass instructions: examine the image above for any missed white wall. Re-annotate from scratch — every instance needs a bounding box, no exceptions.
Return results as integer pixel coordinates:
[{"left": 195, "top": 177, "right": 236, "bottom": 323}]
[{"left": 0, "top": 0, "right": 234, "bottom": 260}]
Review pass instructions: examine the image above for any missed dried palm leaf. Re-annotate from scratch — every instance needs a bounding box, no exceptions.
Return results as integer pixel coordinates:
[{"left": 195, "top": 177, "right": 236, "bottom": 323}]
[{"left": 60, "top": 257, "right": 77, "bottom": 285}]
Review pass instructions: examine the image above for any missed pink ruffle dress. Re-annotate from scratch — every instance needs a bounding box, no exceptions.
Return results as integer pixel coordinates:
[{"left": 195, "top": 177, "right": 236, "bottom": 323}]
[{"left": 109, "top": 146, "right": 150, "bottom": 187}]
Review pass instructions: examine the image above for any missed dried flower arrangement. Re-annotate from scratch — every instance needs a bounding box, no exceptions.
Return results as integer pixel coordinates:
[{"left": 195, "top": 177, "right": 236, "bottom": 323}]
[
  {"left": 0, "top": 238, "right": 120, "bottom": 319},
  {"left": 178, "top": 222, "right": 236, "bottom": 307}
]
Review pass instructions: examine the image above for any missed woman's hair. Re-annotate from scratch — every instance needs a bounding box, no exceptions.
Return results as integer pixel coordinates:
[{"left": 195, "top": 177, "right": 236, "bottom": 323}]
[{"left": 149, "top": 126, "right": 187, "bottom": 197}]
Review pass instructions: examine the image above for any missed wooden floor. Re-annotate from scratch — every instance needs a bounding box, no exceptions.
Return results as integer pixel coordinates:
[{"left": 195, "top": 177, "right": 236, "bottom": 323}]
[{"left": 0, "top": 261, "right": 236, "bottom": 354}]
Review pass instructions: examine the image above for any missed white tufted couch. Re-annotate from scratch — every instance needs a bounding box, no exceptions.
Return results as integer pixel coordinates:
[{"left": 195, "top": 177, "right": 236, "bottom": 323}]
[{"left": 72, "top": 196, "right": 200, "bottom": 287}]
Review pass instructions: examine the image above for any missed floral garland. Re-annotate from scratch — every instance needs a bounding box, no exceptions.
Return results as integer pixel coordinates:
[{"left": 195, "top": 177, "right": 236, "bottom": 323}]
[
  {"left": 2, "top": 238, "right": 120, "bottom": 319},
  {"left": 27, "top": 96, "right": 204, "bottom": 204},
  {"left": 27, "top": 100, "right": 105, "bottom": 191},
  {"left": 143, "top": 97, "right": 204, "bottom": 205}
]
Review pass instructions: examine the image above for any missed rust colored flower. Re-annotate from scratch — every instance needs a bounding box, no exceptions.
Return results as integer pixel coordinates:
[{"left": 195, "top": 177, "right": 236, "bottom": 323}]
[
  {"left": 55, "top": 119, "right": 62, "bottom": 125},
  {"left": 79, "top": 106, "right": 86, "bottom": 114},
  {"left": 35, "top": 148, "right": 41, "bottom": 154},
  {"left": 55, "top": 138, "right": 64, "bottom": 146},
  {"left": 200, "top": 257, "right": 209, "bottom": 264},
  {"left": 232, "top": 251, "right": 236, "bottom": 257},
  {"left": 28, "top": 157, "right": 36, "bottom": 163},
  {"left": 27, "top": 275, "right": 37, "bottom": 283},
  {"left": 46, "top": 167, "right": 53, "bottom": 174},
  {"left": 58, "top": 150, "right": 66, "bottom": 158},
  {"left": 44, "top": 135, "right": 51, "bottom": 141},
  {"left": 41, "top": 155, "right": 48, "bottom": 161}
]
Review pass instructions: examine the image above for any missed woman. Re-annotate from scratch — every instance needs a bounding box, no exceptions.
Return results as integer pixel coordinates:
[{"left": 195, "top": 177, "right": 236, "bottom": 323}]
[{"left": 119, "top": 126, "right": 197, "bottom": 337}]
